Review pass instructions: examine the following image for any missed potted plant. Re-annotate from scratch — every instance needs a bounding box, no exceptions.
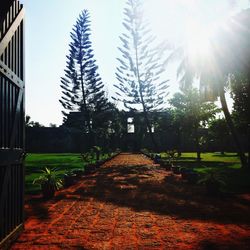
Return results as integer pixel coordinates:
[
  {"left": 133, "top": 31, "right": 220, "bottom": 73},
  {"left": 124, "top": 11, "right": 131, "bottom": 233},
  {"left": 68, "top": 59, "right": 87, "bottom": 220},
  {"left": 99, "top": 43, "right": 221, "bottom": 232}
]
[
  {"left": 149, "top": 153, "right": 155, "bottom": 160},
  {"left": 187, "top": 172, "right": 199, "bottom": 184},
  {"left": 107, "top": 150, "right": 112, "bottom": 158},
  {"left": 84, "top": 162, "right": 97, "bottom": 174},
  {"left": 72, "top": 168, "right": 85, "bottom": 178},
  {"left": 198, "top": 172, "right": 226, "bottom": 195},
  {"left": 81, "top": 151, "right": 94, "bottom": 164},
  {"left": 63, "top": 170, "right": 77, "bottom": 187},
  {"left": 115, "top": 148, "right": 121, "bottom": 154},
  {"left": 180, "top": 168, "right": 199, "bottom": 184},
  {"left": 180, "top": 167, "right": 193, "bottom": 179},
  {"left": 141, "top": 148, "right": 151, "bottom": 158},
  {"left": 96, "top": 159, "right": 105, "bottom": 167},
  {"left": 93, "top": 145, "right": 102, "bottom": 162},
  {"left": 33, "top": 167, "right": 63, "bottom": 199},
  {"left": 166, "top": 150, "right": 180, "bottom": 173},
  {"left": 172, "top": 165, "right": 181, "bottom": 174},
  {"left": 154, "top": 154, "right": 161, "bottom": 164},
  {"left": 159, "top": 160, "right": 171, "bottom": 170}
]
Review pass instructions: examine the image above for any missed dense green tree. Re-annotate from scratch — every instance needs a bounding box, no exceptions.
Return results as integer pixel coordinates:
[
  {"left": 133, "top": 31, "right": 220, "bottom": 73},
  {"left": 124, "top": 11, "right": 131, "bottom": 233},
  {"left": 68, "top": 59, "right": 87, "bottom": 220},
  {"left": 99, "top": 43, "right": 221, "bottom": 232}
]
[
  {"left": 170, "top": 108, "right": 186, "bottom": 155},
  {"left": 169, "top": 88, "right": 219, "bottom": 160},
  {"left": 91, "top": 103, "right": 123, "bottom": 148},
  {"left": 114, "top": 0, "right": 169, "bottom": 151},
  {"left": 230, "top": 73, "right": 250, "bottom": 167},
  {"left": 207, "top": 118, "right": 230, "bottom": 154},
  {"left": 230, "top": 73, "right": 250, "bottom": 133},
  {"left": 59, "top": 10, "right": 109, "bottom": 141}
]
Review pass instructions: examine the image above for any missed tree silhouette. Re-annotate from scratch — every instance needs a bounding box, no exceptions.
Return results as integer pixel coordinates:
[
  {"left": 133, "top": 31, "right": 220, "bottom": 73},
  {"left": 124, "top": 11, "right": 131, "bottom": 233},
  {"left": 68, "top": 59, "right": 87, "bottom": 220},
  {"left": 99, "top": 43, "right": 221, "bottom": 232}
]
[
  {"left": 60, "top": 10, "right": 109, "bottom": 137},
  {"left": 25, "top": 115, "right": 44, "bottom": 128},
  {"left": 114, "top": 0, "right": 169, "bottom": 151}
]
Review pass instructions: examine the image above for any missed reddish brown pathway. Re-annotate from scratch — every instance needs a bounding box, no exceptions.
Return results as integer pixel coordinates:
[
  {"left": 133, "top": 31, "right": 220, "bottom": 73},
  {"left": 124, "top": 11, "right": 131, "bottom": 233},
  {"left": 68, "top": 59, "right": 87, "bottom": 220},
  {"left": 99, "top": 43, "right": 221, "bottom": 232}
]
[{"left": 12, "top": 153, "right": 250, "bottom": 249}]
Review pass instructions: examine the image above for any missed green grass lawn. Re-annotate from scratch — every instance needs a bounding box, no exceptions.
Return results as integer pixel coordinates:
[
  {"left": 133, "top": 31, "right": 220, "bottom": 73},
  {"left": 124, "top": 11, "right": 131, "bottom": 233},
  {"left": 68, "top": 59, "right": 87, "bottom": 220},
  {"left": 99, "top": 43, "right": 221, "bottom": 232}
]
[
  {"left": 25, "top": 152, "right": 249, "bottom": 195},
  {"left": 160, "top": 152, "right": 250, "bottom": 193},
  {"left": 179, "top": 152, "right": 241, "bottom": 163},
  {"left": 25, "top": 153, "right": 110, "bottom": 194}
]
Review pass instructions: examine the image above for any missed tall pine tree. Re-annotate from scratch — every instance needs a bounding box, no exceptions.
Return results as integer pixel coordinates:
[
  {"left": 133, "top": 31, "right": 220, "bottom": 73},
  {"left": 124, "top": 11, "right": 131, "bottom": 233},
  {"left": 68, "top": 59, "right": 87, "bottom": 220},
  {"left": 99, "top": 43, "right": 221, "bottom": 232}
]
[
  {"left": 114, "top": 0, "right": 169, "bottom": 150},
  {"left": 60, "top": 10, "right": 109, "bottom": 135}
]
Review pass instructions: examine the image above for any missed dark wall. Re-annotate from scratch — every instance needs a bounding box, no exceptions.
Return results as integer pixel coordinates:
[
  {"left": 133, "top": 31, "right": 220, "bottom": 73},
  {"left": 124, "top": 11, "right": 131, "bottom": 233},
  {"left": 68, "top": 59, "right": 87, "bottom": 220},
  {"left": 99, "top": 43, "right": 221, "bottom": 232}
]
[
  {"left": 26, "top": 127, "right": 88, "bottom": 153},
  {"left": 26, "top": 127, "right": 177, "bottom": 153},
  {"left": 26, "top": 126, "right": 241, "bottom": 153}
]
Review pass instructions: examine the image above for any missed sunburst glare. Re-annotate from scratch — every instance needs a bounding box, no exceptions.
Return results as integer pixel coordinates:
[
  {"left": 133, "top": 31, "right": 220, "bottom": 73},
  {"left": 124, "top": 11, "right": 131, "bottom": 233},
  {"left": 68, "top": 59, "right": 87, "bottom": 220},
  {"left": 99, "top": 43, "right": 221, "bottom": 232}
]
[{"left": 185, "top": 19, "right": 213, "bottom": 63}]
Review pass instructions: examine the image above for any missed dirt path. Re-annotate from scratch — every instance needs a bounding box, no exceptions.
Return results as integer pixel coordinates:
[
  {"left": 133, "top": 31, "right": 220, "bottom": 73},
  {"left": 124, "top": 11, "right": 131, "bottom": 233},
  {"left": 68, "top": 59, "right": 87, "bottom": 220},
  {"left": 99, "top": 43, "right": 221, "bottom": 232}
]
[{"left": 12, "top": 153, "right": 250, "bottom": 249}]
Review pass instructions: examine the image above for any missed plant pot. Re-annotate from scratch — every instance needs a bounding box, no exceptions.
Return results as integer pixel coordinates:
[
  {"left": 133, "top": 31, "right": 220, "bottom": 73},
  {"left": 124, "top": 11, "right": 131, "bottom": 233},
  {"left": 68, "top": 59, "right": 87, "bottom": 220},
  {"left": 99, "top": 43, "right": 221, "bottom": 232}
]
[
  {"left": 165, "top": 164, "right": 172, "bottom": 171},
  {"left": 154, "top": 154, "right": 161, "bottom": 164},
  {"left": 41, "top": 183, "right": 55, "bottom": 199},
  {"left": 171, "top": 166, "right": 181, "bottom": 174},
  {"left": 157, "top": 159, "right": 163, "bottom": 165},
  {"left": 85, "top": 164, "right": 96, "bottom": 174},
  {"left": 160, "top": 161, "right": 171, "bottom": 170},
  {"left": 180, "top": 168, "right": 193, "bottom": 179},
  {"left": 154, "top": 159, "right": 161, "bottom": 164},
  {"left": 64, "top": 174, "right": 76, "bottom": 187},
  {"left": 97, "top": 160, "right": 105, "bottom": 167},
  {"left": 205, "top": 181, "right": 220, "bottom": 195},
  {"left": 186, "top": 172, "right": 199, "bottom": 184},
  {"left": 72, "top": 169, "right": 85, "bottom": 178}
]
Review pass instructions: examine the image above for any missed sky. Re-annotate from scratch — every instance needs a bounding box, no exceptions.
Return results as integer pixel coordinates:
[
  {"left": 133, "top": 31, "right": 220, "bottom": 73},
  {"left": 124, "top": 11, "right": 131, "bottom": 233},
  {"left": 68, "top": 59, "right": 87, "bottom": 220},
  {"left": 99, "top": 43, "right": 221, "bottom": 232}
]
[{"left": 19, "top": 0, "right": 250, "bottom": 126}]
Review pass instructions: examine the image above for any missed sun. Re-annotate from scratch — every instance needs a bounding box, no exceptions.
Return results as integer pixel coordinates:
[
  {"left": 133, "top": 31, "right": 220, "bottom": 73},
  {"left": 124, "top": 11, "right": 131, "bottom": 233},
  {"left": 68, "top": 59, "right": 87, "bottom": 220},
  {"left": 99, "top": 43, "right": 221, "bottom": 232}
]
[{"left": 185, "top": 19, "right": 213, "bottom": 63}]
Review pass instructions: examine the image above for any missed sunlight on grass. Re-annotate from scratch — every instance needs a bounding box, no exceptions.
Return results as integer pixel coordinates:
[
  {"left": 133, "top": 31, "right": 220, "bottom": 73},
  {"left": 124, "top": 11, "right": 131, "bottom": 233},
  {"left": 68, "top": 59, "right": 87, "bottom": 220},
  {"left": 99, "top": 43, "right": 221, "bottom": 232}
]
[
  {"left": 180, "top": 152, "right": 240, "bottom": 162},
  {"left": 25, "top": 153, "right": 84, "bottom": 194},
  {"left": 25, "top": 153, "right": 113, "bottom": 194},
  {"left": 159, "top": 151, "right": 249, "bottom": 193}
]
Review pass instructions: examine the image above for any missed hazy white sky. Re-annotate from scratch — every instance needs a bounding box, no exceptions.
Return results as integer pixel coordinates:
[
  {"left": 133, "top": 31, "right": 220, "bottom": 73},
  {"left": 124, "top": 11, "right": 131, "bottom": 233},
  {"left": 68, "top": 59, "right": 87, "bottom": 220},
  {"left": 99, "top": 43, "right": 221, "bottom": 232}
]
[{"left": 20, "top": 0, "right": 249, "bottom": 126}]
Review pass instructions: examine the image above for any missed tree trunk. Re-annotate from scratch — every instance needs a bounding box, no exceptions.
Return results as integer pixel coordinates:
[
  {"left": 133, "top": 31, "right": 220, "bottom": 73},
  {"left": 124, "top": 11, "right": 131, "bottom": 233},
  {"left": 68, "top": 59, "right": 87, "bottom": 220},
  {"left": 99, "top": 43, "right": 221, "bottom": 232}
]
[
  {"left": 220, "top": 136, "right": 225, "bottom": 155},
  {"left": 177, "top": 127, "right": 182, "bottom": 156},
  {"left": 194, "top": 126, "right": 201, "bottom": 160},
  {"left": 219, "top": 84, "right": 247, "bottom": 167},
  {"left": 134, "top": 32, "right": 158, "bottom": 152},
  {"left": 80, "top": 61, "right": 93, "bottom": 149},
  {"left": 143, "top": 111, "right": 159, "bottom": 152}
]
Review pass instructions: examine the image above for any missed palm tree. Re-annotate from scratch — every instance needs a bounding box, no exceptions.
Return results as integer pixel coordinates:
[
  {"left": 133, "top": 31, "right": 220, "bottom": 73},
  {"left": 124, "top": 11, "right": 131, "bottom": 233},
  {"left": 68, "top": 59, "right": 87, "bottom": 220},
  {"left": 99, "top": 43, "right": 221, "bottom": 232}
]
[{"left": 167, "top": 9, "right": 250, "bottom": 167}]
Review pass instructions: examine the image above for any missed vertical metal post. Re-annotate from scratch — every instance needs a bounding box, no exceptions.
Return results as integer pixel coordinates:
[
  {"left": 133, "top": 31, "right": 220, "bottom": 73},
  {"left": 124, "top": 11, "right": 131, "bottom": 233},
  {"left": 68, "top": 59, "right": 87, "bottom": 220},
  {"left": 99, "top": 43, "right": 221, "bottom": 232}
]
[{"left": 248, "top": 124, "right": 250, "bottom": 169}]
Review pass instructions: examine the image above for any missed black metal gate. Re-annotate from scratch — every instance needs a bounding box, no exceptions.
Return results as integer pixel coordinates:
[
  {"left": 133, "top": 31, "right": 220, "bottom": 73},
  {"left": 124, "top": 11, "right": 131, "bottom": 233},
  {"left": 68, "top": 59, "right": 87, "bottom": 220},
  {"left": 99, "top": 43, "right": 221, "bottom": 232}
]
[{"left": 0, "top": 0, "right": 25, "bottom": 248}]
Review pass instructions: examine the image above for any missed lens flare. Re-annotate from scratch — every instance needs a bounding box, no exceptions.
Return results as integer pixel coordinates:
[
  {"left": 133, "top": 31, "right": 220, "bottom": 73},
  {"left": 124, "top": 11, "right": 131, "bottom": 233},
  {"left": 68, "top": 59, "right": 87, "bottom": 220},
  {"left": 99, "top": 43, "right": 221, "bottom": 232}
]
[{"left": 185, "top": 19, "right": 213, "bottom": 63}]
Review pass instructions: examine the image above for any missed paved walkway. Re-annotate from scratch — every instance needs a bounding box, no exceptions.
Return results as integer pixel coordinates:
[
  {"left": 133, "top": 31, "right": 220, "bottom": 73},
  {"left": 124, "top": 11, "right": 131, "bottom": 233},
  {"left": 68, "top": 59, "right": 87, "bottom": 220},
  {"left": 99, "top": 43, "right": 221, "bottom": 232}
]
[{"left": 11, "top": 153, "right": 250, "bottom": 249}]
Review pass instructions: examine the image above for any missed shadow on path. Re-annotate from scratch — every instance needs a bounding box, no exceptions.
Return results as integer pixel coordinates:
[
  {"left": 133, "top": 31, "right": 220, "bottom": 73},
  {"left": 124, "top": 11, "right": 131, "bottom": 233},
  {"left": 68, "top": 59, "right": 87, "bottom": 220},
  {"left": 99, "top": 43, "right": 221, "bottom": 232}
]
[
  {"left": 60, "top": 163, "right": 250, "bottom": 225},
  {"left": 12, "top": 154, "right": 250, "bottom": 250}
]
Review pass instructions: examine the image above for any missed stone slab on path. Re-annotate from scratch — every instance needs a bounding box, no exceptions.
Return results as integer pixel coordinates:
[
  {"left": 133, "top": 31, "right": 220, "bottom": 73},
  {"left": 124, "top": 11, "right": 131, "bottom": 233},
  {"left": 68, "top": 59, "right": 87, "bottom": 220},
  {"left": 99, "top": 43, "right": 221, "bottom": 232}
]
[{"left": 11, "top": 153, "right": 250, "bottom": 249}]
